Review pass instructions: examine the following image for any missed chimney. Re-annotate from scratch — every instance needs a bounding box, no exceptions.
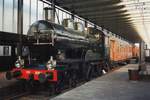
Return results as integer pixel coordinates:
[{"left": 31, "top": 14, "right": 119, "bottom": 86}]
[{"left": 44, "top": 7, "right": 55, "bottom": 22}]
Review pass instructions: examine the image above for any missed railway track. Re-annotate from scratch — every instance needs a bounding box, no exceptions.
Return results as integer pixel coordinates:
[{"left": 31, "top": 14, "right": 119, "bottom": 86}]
[
  {"left": 0, "top": 81, "right": 29, "bottom": 100},
  {"left": 3, "top": 92, "right": 30, "bottom": 100},
  {"left": 15, "top": 81, "right": 87, "bottom": 100}
]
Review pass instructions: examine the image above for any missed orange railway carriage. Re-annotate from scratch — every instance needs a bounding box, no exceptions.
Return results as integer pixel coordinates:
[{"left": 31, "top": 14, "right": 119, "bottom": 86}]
[{"left": 109, "top": 35, "right": 139, "bottom": 64}]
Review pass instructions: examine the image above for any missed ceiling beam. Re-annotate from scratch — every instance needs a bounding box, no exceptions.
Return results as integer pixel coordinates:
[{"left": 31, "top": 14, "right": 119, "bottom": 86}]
[
  {"left": 61, "top": 1, "right": 122, "bottom": 12},
  {"left": 60, "top": 0, "right": 120, "bottom": 6},
  {"left": 79, "top": 10, "right": 127, "bottom": 16},
  {"left": 130, "top": 18, "right": 150, "bottom": 20},
  {"left": 95, "top": 21, "right": 134, "bottom": 27},
  {"left": 93, "top": 19, "right": 133, "bottom": 24},
  {"left": 76, "top": 5, "right": 125, "bottom": 13},
  {"left": 61, "top": 0, "right": 121, "bottom": 8},
  {"left": 97, "top": 19, "right": 132, "bottom": 24},
  {"left": 86, "top": 14, "right": 131, "bottom": 19},
  {"left": 74, "top": 5, "right": 126, "bottom": 14}
]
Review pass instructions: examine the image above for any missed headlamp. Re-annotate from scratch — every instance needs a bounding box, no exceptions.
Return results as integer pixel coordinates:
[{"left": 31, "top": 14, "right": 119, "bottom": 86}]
[
  {"left": 15, "top": 61, "right": 21, "bottom": 68},
  {"left": 14, "top": 57, "right": 24, "bottom": 68},
  {"left": 46, "top": 63, "right": 53, "bottom": 70},
  {"left": 46, "top": 56, "right": 56, "bottom": 70}
]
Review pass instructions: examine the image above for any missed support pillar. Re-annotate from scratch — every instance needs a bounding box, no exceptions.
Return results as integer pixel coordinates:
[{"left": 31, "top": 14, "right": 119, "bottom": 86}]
[
  {"left": 139, "top": 41, "right": 147, "bottom": 74},
  {"left": 51, "top": 0, "right": 55, "bottom": 23},
  {"left": 17, "top": 0, "right": 23, "bottom": 58},
  {"left": 139, "top": 41, "right": 145, "bottom": 64}
]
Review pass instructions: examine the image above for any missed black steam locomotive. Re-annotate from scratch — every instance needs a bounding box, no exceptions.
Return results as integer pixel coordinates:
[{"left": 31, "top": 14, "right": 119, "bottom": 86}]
[{"left": 5, "top": 18, "right": 108, "bottom": 94}]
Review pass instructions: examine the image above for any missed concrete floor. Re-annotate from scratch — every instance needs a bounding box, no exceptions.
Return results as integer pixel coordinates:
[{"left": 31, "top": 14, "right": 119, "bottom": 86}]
[{"left": 52, "top": 64, "right": 150, "bottom": 100}]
